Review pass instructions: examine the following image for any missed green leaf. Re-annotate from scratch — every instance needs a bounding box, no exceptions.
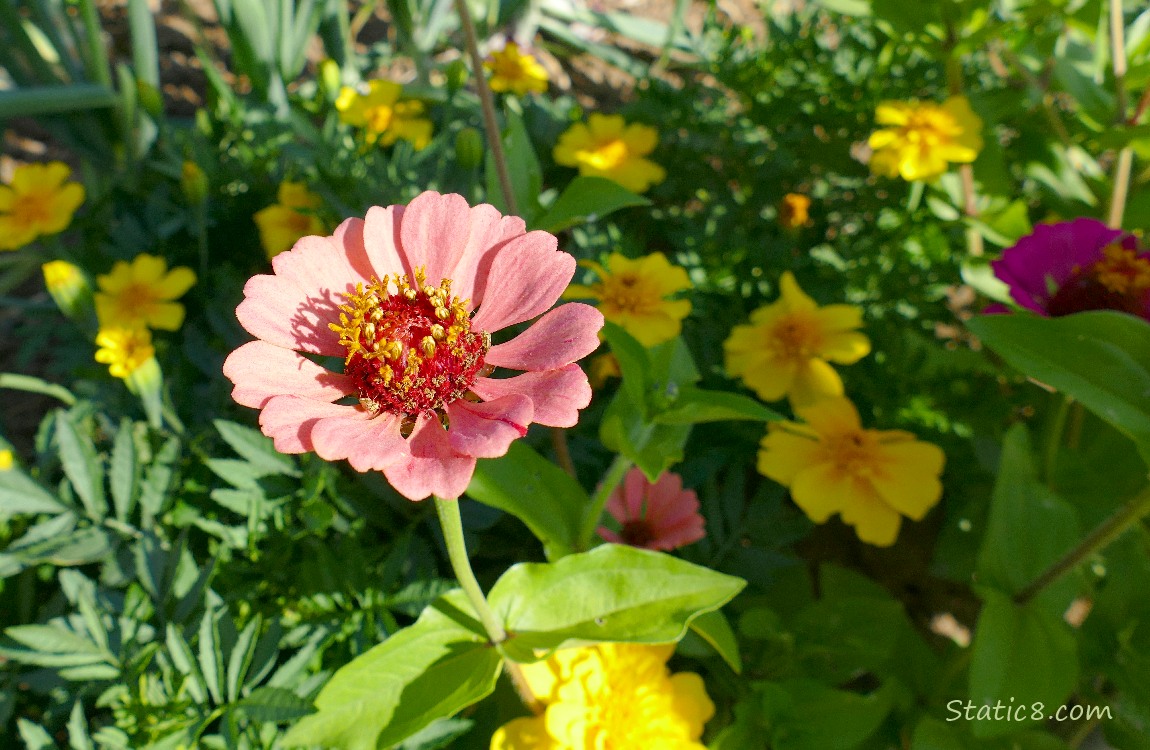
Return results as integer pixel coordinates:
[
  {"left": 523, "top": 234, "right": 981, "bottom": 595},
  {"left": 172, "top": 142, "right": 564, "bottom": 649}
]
[
  {"left": 0, "top": 468, "right": 67, "bottom": 518},
  {"left": 758, "top": 679, "right": 894, "bottom": 750},
  {"left": 16, "top": 720, "right": 56, "bottom": 750},
  {"left": 282, "top": 591, "right": 501, "bottom": 750},
  {"left": 600, "top": 321, "right": 651, "bottom": 413},
  {"left": 165, "top": 624, "right": 210, "bottom": 704},
  {"left": 654, "top": 386, "right": 782, "bottom": 425},
  {"left": 4, "top": 624, "right": 106, "bottom": 657},
  {"left": 977, "top": 424, "right": 1080, "bottom": 607},
  {"left": 532, "top": 176, "right": 650, "bottom": 233},
  {"left": 466, "top": 442, "right": 586, "bottom": 559},
  {"left": 968, "top": 590, "right": 1077, "bottom": 738},
  {"left": 214, "top": 419, "right": 299, "bottom": 477},
  {"left": 488, "top": 544, "right": 745, "bottom": 653},
  {"left": 688, "top": 609, "right": 742, "bottom": 673},
  {"left": 967, "top": 312, "right": 1150, "bottom": 463},
  {"left": 54, "top": 411, "right": 106, "bottom": 520},
  {"left": 227, "top": 614, "right": 262, "bottom": 702},
  {"left": 67, "top": 701, "right": 94, "bottom": 750},
  {"left": 601, "top": 386, "right": 692, "bottom": 481},
  {"left": 109, "top": 420, "right": 139, "bottom": 522},
  {"left": 234, "top": 686, "right": 314, "bottom": 724}
]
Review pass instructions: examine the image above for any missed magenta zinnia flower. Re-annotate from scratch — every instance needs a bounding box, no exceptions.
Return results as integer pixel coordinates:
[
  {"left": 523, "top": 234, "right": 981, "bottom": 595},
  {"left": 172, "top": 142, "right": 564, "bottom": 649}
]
[
  {"left": 223, "top": 191, "right": 603, "bottom": 500},
  {"left": 598, "top": 468, "right": 705, "bottom": 551},
  {"left": 991, "top": 218, "right": 1150, "bottom": 319}
]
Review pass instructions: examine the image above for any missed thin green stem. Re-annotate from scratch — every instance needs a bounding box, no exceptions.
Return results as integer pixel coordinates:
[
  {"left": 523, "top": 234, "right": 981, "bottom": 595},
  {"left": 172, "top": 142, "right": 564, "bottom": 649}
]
[
  {"left": 1042, "top": 394, "right": 1072, "bottom": 487},
  {"left": 1015, "top": 485, "right": 1150, "bottom": 606},
  {"left": 452, "top": 0, "right": 517, "bottom": 216},
  {"left": 434, "top": 496, "right": 507, "bottom": 644},
  {"left": 577, "top": 455, "right": 633, "bottom": 550}
]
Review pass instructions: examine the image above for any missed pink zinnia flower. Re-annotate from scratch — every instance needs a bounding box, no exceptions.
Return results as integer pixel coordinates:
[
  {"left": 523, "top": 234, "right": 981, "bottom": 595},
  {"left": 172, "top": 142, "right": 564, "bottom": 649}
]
[
  {"left": 223, "top": 191, "right": 603, "bottom": 500},
  {"left": 990, "top": 218, "right": 1150, "bottom": 319},
  {"left": 598, "top": 468, "right": 705, "bottom": 551}
]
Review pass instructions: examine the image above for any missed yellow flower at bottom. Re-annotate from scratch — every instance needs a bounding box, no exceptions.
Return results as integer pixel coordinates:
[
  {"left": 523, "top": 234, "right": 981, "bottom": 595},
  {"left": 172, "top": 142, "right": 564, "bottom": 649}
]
[
  {"left": 0, "top": 449, "right": 13, "bottom": 471},
  {"left": 0, "top": 162, "right": 86, "bottom": 251},
  {"left": 724, "top": 272, "right": 870, "bottom": 408},
  {"left": 565, "top": 252, "right": 691, "bottom": 347},
  {"left": 95, "top": 327, "right": 155, "bottom": 379},
  {"left": 758, "top": 397, "right": 945, "bottom": 546},
  {"left": 553, "top": 114, "right": 666, "bottom": 194},
  {"left": 335, "top": 80, "right": 433, "bottom": 150},
  {"left": 868, "top": 96, "right": 983, "bottom": 182},
  {"left": 492, "top": 643, "right": 713, "bottom": 750},
  {"left": 485, "top": 41, "right": 549, "bottom": 95},
  {"left": 95, "top": 254, "right": 197, "bottom": 331}
]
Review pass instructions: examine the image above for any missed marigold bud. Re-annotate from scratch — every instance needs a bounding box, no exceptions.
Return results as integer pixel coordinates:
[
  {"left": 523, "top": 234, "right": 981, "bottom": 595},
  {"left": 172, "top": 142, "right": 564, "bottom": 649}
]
[
  {"left": 180, "top": 161, "right": 208, "bottom": 205},
  {"left": 42, "top": 260, "right": 93, "bottom": 321},
  {"left": 454, "top": 127, "right": 484, "bottom": 169}
]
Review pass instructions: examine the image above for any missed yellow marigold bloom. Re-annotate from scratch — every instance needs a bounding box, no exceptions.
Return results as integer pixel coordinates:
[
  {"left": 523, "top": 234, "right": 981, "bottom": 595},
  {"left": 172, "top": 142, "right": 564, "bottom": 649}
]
[
  {"left": 491, "top": 643, "right": 713, "bottom": 750},
  {"left": 553, "top": 114, "right": 666, "bottom": 194},
  {"left": 485, "top": 41, "right": 549, "bottom": 95},
  {"left": 335, "top": 80, "right": 433, "bottom": 150},
  {"left": 254, "top": 181, "right": 326, "bottom": 260},
  {"left": 724, "top": 272, "right": 870, "bottom": 408},
  {"left": 757, "top": 397, "right": 945, "bottom": 546},
  {"left": 95, "top": 327, "right": 156, "bottom": 379},
  {"left": 0, "top": 162, "right": 85, "bottom": 251},
  {"left": 565, "top": 252, "right": 691, "bottom": 347},
  {"left": 778, "top": 192, "right": 811, "bottom": 230},
  {"left": 0, "top": 449, "right": 13, "bottom": 471},
  {"left": 868, "top": 96, "right": 983, "bottom": 182},
  {"left": 95, "top": 254, "right": 197, "bottom": 331}
]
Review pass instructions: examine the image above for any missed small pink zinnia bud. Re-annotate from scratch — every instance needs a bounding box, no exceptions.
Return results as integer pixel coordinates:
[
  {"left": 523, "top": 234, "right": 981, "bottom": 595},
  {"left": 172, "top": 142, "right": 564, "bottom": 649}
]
[
  {"left": 598, "top": 468, "right": 705, "bottom": 551},
  {"left": 223, "top": 191, "right": 604, "bottom": 501}
]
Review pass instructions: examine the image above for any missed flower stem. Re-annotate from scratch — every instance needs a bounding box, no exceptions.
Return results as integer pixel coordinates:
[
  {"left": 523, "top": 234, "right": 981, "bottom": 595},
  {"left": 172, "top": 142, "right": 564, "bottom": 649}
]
[
  {"left": 577, "top": 454, "right": 633, "bottom": 550},
  {"left": 1106, "top": 0, "right": 1133, "bottom": 229},
  {"left": 434, "top": 496, "right": 507, "bottom": 644},
  {"left": 1042, "top": 394, "right": 1072, "bottom": 487},
  {"left": 1014, "top": 484, "right": 1150, "bottom": 606},
  {"left": 433, "top": 496, "right": 542, "bottom": 714},
  {"left": 452, "top": 0, "right": 518, "bottom": 216}
]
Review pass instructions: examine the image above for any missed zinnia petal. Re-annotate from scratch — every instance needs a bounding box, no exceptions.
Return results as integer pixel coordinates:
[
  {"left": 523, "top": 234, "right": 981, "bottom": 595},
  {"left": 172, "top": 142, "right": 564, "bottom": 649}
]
[
  {"left": 470, "top": 232, "right": 575, "bottom": 332},
  {"left": 258, "top": 396, "right": 358, "bottom": 454},
  {"left": 470, "top": 364, "right": 592, "bottom": 428},
  {"left": 383, "top": 414, "right": 476, "bottom": 500},
  {"left": 310, "top": 411, "right": 408, "bottom": 471},
  {"left": 223, "top": 341, "right": 352, "bottom": 408},
  {"left": 485, "top": 303, "right": 604, "bottom": 371},
  {"left": 446, "top": 394, "right": 532, "bottom": 458}
]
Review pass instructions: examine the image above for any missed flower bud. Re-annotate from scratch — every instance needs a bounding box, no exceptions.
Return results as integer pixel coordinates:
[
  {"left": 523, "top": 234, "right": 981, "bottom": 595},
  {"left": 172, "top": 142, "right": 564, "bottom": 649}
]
[
  {"left": 318, "top": 58, "right": 343, "bottom": 101},
  {"left": 136, "top": 79, "right": 164, "bottom": 119},
  {"left": 180, "top": 160, "right": 208, "bottom": 205},
  {"left": 444, "top": 59, "right": 469, "bottom": 95},
  {"left": 42, "top": 260, "right": 94, "bottom": 321},
  {"left": 454, "top": 127, "right": 484, "bottom": 169}
]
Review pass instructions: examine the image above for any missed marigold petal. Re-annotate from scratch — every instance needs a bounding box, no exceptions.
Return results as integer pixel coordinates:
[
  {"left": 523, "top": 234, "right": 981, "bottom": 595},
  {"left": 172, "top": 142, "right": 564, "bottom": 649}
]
[
  {"left": 789, "top": 358, "right": 845, "bottom": 407},
  {"left": 12, "top": 162, "right": 71, "bottom": 192},
  {"left": 622, "top": 123, "right": 659, "bottom": 156},
  {"left": 669, "top": 672, "right": 715, "bottom": 738},
  {"left": 490, "top": 716, "right": 558, "bottom": 750},
  {"left": 0, "top": 185, "right": 15, "bottom": 211},
  {"left": 146, "top": 301, "right": 187, "bottom": 331},
  {"left": 868, "top": 441, "right": 945, "bottom": 520},
  {"left": 778, "top": 271, "right": 817, "bottom": 312},
  {"left": 383, "top": 414, "right": 476, "bottom": 500},
  {"left": 153, "top": 266, "right": 197, "bottom": 300},
  {"left": 874, "top": 102, "right": 910, "bottom": 126},
  {"left": 757, "top": 428, "right": 822, "bottom": 485},
  {"left": 223, "top": 341, "right": 352, "bottom": 408},
  {"left": 789, "top": 463, "right": 850, "bottom": 523},
  {"left": 794, "top": 396, "right": 861, "bottom": 435},
  {"left": 486, "top": 303, "right": 603, "bottom": 371},
  {"left": 39, "top": 182, "right": 85, "bottom": 234},
  {"left": 130, "top": 254, "right": 169, "bottom": 284},
  {"left": 735, "top": 356, "right": 796, "bottom": 402},
  {"left": 819, "top": 330, "right": 871, "bottom": 363},
  {"left": 838, "top": 482, "right": 903, "bottom": 546},
  {"left": 587, "top": 113, "right": 626, "bottom": 139},
  {"left": 0, "top": 216, "right": 38, "bottom": 250},
  {"left": 553, "top": 124, "right": 593, "bottom": 166},
  {"left": 470, "top": 364, "right": 592, "bottom": 428},
  {"left": 471, "top": 232, "right": 575, "bottom": 333}
]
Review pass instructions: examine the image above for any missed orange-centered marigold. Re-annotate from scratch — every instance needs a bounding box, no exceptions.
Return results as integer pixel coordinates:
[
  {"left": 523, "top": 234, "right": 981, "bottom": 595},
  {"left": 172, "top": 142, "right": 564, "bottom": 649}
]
[
  {"left": 553, "top": 114, "right": 666, "bottom": 194},
  {"left": 724, "top": 272, "right": 870, "bottom": 408},
  {"left": 868, "top": 96, "right": 983, "bottom": 182},
  {"left": 565, "top": 252, "right": 691, "bottom": 347},
  {"left": 0, "top": 162, "right": 86, "bottom": 251}
]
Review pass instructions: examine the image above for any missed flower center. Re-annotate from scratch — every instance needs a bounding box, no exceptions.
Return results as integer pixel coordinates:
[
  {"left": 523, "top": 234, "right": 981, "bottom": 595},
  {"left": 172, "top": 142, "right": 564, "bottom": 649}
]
[
  {"left": 823, "top": 431, "right": 876, "bottom": 475},
  {"left": 620, "top": 519, "right": 655, "bottom": 547},
  {"left": 365, "top": 105, "right": 395, "bottom": 134},
  {"left": 1047, "top": 244, "right": 1150, "bottom": 317},
  {"left": 902, "top": 109, "right": 958, "bottom": 146},
  {"left": 12, "top": 193, "right": 53, "bottom": 227},
  {"left": 580, "top": 139, "right": 630, "bottom": 171},
  {"left": 768, "top": 314, "right": 822, "bottom": 359},
  {"left": 598, "top": 272, "right": 660, "bottom": 314},
  {"left": 328, "top": 268, "right": 489, "bottom": 418}
]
